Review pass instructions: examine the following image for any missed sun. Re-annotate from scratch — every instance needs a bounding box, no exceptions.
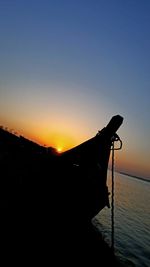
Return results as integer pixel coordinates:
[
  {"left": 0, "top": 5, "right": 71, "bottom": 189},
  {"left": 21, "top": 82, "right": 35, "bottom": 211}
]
[{"left": 57, "top": 147, "right": 62, "bottom": 153}]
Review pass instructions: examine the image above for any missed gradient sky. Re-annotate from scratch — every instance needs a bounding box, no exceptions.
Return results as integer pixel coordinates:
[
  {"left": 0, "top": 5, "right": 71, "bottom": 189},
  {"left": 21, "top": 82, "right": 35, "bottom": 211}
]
[{"left": 0, "top": 0, "right": 150, "bottom": 179}]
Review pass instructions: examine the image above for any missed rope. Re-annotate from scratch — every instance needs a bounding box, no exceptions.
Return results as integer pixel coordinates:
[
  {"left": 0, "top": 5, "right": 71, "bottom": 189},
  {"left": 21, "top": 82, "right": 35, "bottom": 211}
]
[
  {"left": 111, "top": 135, "right": 122, "bottom": 253},
  {"left": 111, "top": 141, "right": 115, "bottom": 253}
]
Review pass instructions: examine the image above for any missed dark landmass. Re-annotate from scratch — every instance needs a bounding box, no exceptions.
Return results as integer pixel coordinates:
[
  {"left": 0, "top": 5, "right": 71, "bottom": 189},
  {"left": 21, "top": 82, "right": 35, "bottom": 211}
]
[
  {"left": 118, "top": 171, "right": 150, "bottom": 183},
  {"left": 0, "top": 125, "right": 122, "bottom": 266}
]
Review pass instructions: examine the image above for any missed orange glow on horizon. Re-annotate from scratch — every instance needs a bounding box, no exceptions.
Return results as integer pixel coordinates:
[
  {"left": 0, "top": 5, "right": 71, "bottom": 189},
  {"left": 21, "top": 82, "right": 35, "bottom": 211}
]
[
  {"left": 1, "top": 118, "right": 149, "bottom": 179},
  {"left": 36, "top": 129, "right": 82, "bottom": 152}
]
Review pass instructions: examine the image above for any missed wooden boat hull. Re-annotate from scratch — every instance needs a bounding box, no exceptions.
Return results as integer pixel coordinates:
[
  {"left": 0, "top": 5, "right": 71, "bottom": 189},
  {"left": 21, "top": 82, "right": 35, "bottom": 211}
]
[
  {"left": 0, "top": 115, "right": 123, "bottom": 265},
  {"left": 0, "top": 115, "right": 123, "bottom": 222}
]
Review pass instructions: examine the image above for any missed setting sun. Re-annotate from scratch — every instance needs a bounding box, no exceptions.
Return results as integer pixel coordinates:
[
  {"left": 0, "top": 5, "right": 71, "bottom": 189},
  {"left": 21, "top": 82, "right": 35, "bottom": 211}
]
[{"left": 57, "top": 147, "right": 62, "bottom": 153}]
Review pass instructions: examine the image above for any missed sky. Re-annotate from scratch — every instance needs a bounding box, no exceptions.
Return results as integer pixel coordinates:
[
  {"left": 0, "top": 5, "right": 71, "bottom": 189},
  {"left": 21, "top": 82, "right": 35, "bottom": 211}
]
[{"left": 0, "top": 0, "right": 150, "bottom": 179}]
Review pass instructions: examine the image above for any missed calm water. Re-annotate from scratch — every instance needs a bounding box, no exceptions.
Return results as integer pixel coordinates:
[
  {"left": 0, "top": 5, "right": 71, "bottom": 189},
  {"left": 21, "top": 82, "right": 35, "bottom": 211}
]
[{"left": 93, "top": 171, "right": 150, "bottom": 267}]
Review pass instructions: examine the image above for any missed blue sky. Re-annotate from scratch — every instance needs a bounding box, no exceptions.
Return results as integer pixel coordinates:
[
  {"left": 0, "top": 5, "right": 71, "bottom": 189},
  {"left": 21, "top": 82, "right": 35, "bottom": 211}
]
[{"left": 0, "top": 0, "right": 150, "bottom": 178}]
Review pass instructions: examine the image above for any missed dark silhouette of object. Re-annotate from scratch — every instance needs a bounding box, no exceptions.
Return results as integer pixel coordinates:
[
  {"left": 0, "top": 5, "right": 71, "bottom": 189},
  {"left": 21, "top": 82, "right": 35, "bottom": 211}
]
[{"left": 0, "top": 115, "right": 123, "bottom": 266}]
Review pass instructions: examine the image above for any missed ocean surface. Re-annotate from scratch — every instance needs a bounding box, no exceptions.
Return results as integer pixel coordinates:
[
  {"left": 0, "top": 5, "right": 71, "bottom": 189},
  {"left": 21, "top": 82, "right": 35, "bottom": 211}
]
[{"left": 93, "top": 171, "right": 150, "bottom": 267}]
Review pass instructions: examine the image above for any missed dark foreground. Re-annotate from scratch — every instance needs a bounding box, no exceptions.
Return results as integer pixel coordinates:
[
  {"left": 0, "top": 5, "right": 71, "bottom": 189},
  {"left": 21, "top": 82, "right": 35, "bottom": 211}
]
[{"left": 1, "top": 209, "right": 120, "bottom": 266}]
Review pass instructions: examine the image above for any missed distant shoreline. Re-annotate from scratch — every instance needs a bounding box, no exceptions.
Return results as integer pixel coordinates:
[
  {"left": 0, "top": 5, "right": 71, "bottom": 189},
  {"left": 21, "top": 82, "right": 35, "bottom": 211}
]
[{"left": 118, "top": 171, "right": 150, "bottom": 183}]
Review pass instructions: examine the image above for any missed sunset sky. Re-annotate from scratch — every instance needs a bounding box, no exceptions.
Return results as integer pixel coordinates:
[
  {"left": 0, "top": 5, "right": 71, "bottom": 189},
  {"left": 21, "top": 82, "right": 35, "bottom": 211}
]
[{"left": 0, "top": 0, "right": 150, "bottom": 179}]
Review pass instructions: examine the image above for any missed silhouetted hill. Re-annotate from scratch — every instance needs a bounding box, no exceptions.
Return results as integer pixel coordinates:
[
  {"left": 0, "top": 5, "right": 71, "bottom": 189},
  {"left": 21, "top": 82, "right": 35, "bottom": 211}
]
[
  {"left": 0, "top": 126, "right": 58, "bottom": 209},
  {"left": 119, "top": 171, "right": 150, "bottom": 183},
  {"left": 0, "top": 126, "right": 56, "bottom": 156}
]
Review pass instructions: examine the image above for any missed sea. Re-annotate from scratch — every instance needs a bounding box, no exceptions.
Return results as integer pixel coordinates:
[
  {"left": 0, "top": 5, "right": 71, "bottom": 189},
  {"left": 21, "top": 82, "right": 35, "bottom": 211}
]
[{"left": 93, "top": 171, "right": 150, "bottom": 267}]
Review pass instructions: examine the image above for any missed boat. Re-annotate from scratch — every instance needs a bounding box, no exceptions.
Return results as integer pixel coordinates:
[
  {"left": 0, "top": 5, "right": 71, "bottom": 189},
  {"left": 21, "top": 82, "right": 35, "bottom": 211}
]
[
  {"left": 0, "top": 115, "right": 123, "bottom": 219},
  {"left": 0, "top": 115, "right": 123, "bottom": 264}
]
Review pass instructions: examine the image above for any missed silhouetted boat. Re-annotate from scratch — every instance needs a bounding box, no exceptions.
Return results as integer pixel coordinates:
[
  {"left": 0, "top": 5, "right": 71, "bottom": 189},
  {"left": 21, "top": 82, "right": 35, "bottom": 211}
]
[
  {"left": 0, "top": 115, "right": 123, "bottom": 222},
  {"left": 0, "top": 115, "right": 123, "bottom": 266}
]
